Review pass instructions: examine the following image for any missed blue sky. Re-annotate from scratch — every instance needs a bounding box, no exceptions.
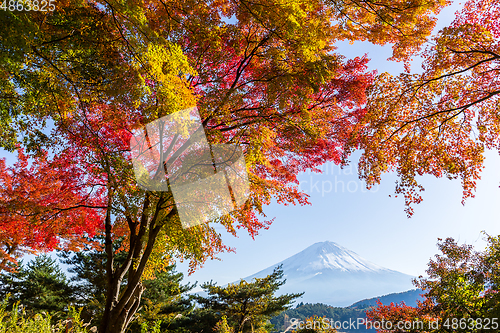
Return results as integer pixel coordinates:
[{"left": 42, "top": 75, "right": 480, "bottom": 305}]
[{"left": 178, "top": 149, "right": 500, "bottom": 286}]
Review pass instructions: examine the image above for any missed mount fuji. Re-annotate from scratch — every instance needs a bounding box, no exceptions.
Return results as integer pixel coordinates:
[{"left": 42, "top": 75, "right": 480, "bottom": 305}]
[{"left": 242, "top": 241, "right": 414, "bottom": 306}]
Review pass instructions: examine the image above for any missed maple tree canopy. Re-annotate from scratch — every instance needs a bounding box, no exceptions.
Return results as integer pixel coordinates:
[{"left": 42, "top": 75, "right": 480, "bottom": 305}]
[
  {"left": 352, "top": 0, "right": 500, "bottom": 216},
  {"left": 367, "top": 235, "right": 500, "bottom": 330},
  {"left": 0, "top": 0, "right": 449, "bottom": 272}
]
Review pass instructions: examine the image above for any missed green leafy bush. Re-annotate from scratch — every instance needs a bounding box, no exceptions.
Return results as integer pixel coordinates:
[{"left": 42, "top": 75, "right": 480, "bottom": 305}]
[{"left": 0, "top": 298, "right": 95, "bottom": 333}]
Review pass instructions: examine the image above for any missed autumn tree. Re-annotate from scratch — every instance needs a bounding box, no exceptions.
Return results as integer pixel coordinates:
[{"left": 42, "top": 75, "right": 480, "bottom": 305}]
[
  {"left": 58, "top": 240, "right": 194, "bottom": 327},
  {"left": 353, "top": 0, "right": 500, "bottom": 216},
  {"left": 58, "top": 242, "right": 121, "bottom": 321},
  {"left": 0, "top": 1, "right": 452, "bottom": 332},
  {"left": 366, "top": 236, "right": 500, "bottom": 332}
]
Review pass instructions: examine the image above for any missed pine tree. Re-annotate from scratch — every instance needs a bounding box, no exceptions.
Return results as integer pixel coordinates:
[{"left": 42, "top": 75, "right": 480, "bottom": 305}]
[
  {"left": 59, "top": 243, "right": 194, "bottom": 330},
  {"left": 128, "top": 266, "right": 196, "bottom": 333},
  {"left": 0, "top": 254, "right": 75, "bottom": 320},
  {"left": 58, "top": 240, "right": 124, "bottom": 322},
  {"left": 191, "top": 265, "right": 303, "bottom": 333}
]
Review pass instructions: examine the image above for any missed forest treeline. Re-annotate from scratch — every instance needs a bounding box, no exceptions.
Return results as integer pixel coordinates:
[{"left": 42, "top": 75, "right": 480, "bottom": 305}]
[
  {"left": 0, "top": 251, "right": 303, "bottom": 333},
  {"left": 2, "top": 236, "right": 500, "bottom": 333}
]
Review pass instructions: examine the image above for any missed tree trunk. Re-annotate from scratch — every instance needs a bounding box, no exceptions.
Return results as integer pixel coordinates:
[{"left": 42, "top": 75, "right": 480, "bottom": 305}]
[
  {"left": 98, "top": 193, "right": 173, "bottom": 333},
  {"left": 99, "top": 281, "right": 145, "bottom": 333}
]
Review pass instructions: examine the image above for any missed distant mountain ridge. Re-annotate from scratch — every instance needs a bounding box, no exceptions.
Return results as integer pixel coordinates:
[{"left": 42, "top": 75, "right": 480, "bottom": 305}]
[
  {"left": 349, "top": 289, "right": 425, "bottom": 309},
  {"left": 242, "top": 241, "right": 415, "bottom": 306},
  {"left": 271, "top": 289, "right": 426, "bottom": 333}
]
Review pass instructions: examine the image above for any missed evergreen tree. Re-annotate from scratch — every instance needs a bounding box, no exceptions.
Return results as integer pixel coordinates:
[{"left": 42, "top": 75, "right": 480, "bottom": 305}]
[
  {"left": 59, "top": 242, "right": 195, "bottom": 330},
  {"left": 128, "top": 266, "right": 196, "bottom": 333},
  {"left": 58, "top": 243, "right": 117, "bottom": 322},
  {"left": 190, "top": 265, "right": 303, "bottom": 333},
  {"left": 270, "top": 303, "right": 368, "bottom": 333},
  {"left": 0, "top": 254, "right": 75, "bottom": 320},
  {"left": 0, "top": 259, "right": 25, "bottom": 303}
]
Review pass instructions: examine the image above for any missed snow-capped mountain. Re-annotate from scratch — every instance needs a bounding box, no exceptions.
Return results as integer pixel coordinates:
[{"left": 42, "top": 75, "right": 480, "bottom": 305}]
[{"left": 241, "top": 241, "right": 414, "bottom": 306}]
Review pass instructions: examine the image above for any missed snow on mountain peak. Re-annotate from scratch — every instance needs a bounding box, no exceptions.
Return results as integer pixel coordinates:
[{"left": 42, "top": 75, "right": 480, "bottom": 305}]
[
  {"left": 280, "top": 241, "right": 387, "bottom": 273},
  {"left": 242, "top": 241, "right": 414, "bottom": 306}
]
